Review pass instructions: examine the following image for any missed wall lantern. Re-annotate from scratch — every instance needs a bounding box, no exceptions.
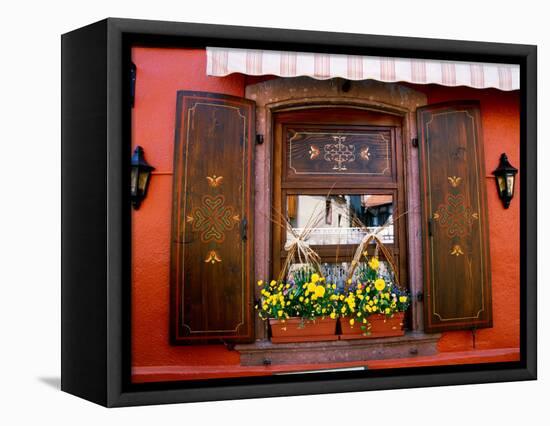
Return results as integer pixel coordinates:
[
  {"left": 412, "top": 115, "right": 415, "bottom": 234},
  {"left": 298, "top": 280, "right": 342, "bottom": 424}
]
[
  {"left": 492, "top": 153, "right": 517, "bottom": 209},
  {"left": 130, "top": 146, "right": 154, "bottom": 209}
]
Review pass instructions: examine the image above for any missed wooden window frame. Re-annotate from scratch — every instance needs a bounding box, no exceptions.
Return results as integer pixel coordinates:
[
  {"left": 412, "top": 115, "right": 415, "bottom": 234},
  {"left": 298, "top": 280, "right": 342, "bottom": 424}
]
[{"left": 271, "top": 107, "right": 408, "bottom": 290}]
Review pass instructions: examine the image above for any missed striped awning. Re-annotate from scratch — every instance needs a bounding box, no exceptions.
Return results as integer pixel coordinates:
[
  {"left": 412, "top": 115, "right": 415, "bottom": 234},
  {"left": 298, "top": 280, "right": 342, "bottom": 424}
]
[{"left": 206, "top": 47, "right": 519, "bottom": 91}]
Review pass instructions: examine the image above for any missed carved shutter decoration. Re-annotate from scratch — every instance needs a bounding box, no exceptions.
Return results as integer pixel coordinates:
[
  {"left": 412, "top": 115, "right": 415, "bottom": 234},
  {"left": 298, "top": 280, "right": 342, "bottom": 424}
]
[
  {"left": 171, "top": 91, "right": 255, "bottom": 343},
  {"left": 417, "top": 101, "right": 492, "bottom": 333}
]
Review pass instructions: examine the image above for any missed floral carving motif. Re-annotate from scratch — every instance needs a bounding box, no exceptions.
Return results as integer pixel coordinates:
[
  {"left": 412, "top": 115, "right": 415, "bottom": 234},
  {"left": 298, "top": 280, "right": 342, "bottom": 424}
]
[
  {"left": 204, "top": 250, "right": 222, "bottom": 264},
  {"left": 432, "top": 176, "right": 480, "bottom": 258},
  {"left": 447, "top": 176, "right": 462, "bottom": 187},
  {"left": 359, "top": 146, "right": 371, "bottom": 161},
  {"left": 450, "top": 245, "right": 464, "bottom": 256},
  {"left": 309, "top": 145, "right": 320, "bottom": 160},
  {"left": 323, "top": 136, "right": 356, "bottom": 171},
  {"left": 187, "top": 194, "right": 239, "bottom": 243},
  {"left": 433, "top": 194, "right": 478, "bottom": 238},
  {"left": 206, "top": 175, "right": 224, "bottom": 187}
]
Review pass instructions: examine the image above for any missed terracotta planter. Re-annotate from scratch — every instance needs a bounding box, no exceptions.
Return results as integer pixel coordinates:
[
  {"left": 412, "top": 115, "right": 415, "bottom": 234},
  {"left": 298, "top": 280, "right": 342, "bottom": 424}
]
[
  {"left": 269, "top": 317, "right": 338, "bottom": 343},
  {"left": 339, "top": 312, "right": 405, "bottom": 340}
]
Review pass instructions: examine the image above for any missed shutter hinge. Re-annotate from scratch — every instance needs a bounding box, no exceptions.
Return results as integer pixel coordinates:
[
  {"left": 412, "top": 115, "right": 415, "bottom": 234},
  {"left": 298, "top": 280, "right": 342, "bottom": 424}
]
[
  {"left": 427, "top": 218, "right": 433, "bottom": 236},
  {"left": 130, "top": 62, "right": 137, "bottom": 108},
  {"left": 241, "top": 217, "right": 248, "bottom": 241},
  {"left": 256, "top": 134, "right": 264, "bottom": 145},
  {"left": 412, "top": 137, "right": 418, "bottom": 148}
]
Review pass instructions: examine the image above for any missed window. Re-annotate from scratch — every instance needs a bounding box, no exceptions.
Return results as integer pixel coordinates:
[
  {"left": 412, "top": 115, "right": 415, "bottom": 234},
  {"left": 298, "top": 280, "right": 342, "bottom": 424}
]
[
  {"left": 286, "top": 194, "right": 395, "bottom": 246},
  {"left": 272, "top": 107, "right": 407, "bottom": 290}
]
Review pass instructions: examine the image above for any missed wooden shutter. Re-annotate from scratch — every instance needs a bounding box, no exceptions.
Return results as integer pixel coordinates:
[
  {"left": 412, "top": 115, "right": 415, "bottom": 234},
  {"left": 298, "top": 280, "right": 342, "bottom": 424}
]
[
  {"left": 417, "top": 101, "right": 492, "bottom": 333},
  {"left": 171, "top": 91, "right": 255, "bottom": 344}
]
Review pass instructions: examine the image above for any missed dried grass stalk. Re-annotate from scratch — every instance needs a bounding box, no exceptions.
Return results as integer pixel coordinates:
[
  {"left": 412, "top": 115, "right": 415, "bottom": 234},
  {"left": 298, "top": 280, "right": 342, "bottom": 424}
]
[
  {"left": 269, "top": 194, "right": 331, "bottom": 282},
  {"left": 346, "top": 210, "right": 407, "bottom": 291}
]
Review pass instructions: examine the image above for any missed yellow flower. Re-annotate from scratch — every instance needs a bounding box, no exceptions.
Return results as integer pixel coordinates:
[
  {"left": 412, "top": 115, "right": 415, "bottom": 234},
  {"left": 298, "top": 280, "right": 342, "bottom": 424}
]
[
  {"left": 304, "top": 298, "right": 309, "bottom": 304},
  {"left": 314, "top": 286, "right": 326, "bottom": 298},
  {"left": 257, "top": 280, "right": 264, "bottom": 287},
  {"left": 385, "top": 308, "right": 391, "bottom": 314},
  {"left": 299, "top": 297, "right": 304, "bottom": 302},
  {"left": 332, "top": 284, "right": 336, "bottom": 289},
  {"left": 277, "top": 310, "right": 283, "bottom": 317},
  {"left": 307, "top": 282, "right": 317, "bottom": 293},
  {"left": 330, "top": 312, "right": 336, "bottom": 319},
  {"left": 374, "top": 278, "right": 386, "bottom": 291},
  {"left": 357, "top": 312, "right": 362, "bottom": 317},
  {"left": 349, "top": 318, "right": 355, "bottom": 326},
  {"left": 262, "top": 304, "right": 268, "bottom": 310},
  {"left": 369, "top": 257, "right": 380, "bottom": 270},
  {"left": 270, "top": 280, "right": 277, "bottom": 287},
  {"left": 311, "top": 273, "right": 320, "bottom": 283},
  {"left": 399, "top": 296, "right": 408, "bottom": 303}
]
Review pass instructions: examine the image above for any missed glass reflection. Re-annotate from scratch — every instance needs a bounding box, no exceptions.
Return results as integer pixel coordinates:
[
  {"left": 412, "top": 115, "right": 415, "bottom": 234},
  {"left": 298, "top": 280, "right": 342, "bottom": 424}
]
[
  {"left": 287, "top": 261, "right": 395, "bottom": 291},
  {"left": 286, "top": 194, "right": 394, "bottom": 245}
]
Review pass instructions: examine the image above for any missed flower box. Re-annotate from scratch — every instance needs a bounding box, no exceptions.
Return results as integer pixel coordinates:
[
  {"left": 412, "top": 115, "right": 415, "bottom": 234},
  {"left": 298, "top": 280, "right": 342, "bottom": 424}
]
[
  {"left": 339, "top": 312, "right": 405, "bottom": 340},
  {"left": 269, "top": 317, "right": 338, "bottom": 343}
]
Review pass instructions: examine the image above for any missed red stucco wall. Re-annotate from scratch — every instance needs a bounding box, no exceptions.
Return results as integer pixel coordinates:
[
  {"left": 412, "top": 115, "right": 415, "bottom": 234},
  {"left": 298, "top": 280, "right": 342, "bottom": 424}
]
[
  {"left": 131, "top": 48, "right": 245, "bottom": 368},
  {"left": 131, "top": 47, "right": 520, "bottom": 374}
]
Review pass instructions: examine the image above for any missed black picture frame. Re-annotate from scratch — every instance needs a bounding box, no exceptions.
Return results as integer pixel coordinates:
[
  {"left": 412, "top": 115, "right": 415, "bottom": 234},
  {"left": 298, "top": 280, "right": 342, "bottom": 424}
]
[{"left": 61, "top": 17, "right": 537, "bottom": 407}]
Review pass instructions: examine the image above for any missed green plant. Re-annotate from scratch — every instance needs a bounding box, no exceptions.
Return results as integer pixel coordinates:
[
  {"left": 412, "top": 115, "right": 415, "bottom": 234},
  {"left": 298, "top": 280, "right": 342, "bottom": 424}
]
[
  {"left": 340, "top": 256, "right": 410, "bottom": 329},
  {"left": 255, "top": 268, "right": 340, "bottom": 321}
]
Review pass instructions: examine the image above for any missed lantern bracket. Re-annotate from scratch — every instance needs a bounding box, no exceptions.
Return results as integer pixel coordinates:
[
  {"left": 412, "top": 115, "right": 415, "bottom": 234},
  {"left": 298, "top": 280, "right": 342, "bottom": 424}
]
[
  {"left": 130, "top": 62, "right": 136, "bottom": 108},
  {"left": 492, "top": 152, "right": 518, "bottom": 209}
]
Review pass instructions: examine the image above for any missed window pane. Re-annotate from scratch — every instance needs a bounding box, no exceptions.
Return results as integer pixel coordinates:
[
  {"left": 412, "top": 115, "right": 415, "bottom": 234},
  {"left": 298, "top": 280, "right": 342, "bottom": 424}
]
[{"left": 286, "top": 194, "right": 394, "bottom": 245}]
